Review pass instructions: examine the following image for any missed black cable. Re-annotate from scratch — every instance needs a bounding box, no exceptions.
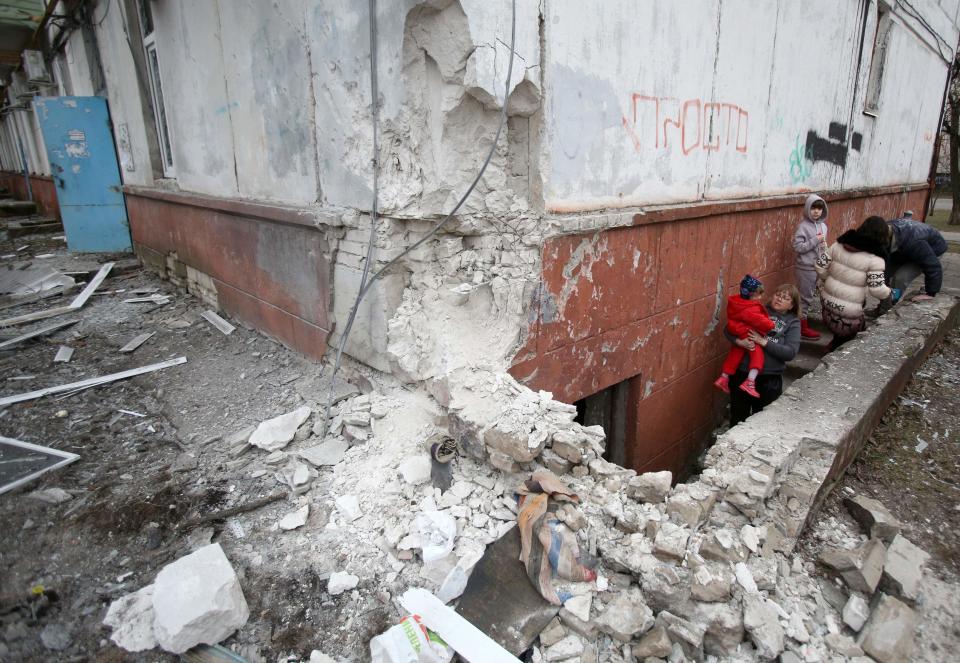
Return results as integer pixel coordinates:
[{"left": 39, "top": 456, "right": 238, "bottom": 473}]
[
  {"left": 896, "top": 0, "right": 952, "bottom": 62},
  {"left": 320, "top": 0, "right": 518, "bottom": 429}
]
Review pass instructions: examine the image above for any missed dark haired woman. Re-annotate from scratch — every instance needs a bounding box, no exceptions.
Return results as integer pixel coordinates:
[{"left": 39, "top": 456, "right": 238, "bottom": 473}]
[{"left": 816, "top": 215, "right": 892, "bottom": 350}]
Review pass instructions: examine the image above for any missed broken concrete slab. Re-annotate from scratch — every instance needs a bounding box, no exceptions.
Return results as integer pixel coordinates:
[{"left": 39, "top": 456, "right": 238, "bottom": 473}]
[
  {"left": 626, "top": 470, "right": 672, "bottom": 503},
  {"left": 151, "top": 543, "right": 250, "bottom": 654},
  {"left": 818, "top": 538, "right": 885, "bottom": 594},
  {"left": 594, "top": 588, "right": 654, "bottom": 643},
  {"left": 632, "top": 624, "right": 672, "bottom": 659},
  {"left": 455, "top": 528, "right": 559, "bottom": 656},
  {"left": 742, "top": 595, "right": 784, "bottom": 660},
  {"left": 249, "top": 406, "right": 312, "bottom": 451},
  {"left": 299, "top": 439, "right": 349, "bottom": 467},
  {"left": 881, "top": 534, "right": 930, "bottom": 603},
  {"left": 103, "top": 585, "right": 158, "bottom": 652},
  {"left": 843, "top": 494, "right": 902, "bottom": 543},
  {"left": 859, "top": 594, "right": 917, "bottom": 663}
]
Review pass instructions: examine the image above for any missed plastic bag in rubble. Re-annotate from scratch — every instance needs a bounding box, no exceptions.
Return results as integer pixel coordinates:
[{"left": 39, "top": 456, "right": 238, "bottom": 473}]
[
  {"left": 415, "top": 511, "right": 456, "bottom": 562},
  {"left": 370, "top": 614, "right": 454, "bottom": 663}
]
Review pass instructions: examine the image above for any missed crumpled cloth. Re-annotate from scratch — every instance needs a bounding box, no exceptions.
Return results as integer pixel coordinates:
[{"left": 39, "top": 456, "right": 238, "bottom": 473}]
[{"left": 516, "top": 469, "right": 597, "bottom": 605}]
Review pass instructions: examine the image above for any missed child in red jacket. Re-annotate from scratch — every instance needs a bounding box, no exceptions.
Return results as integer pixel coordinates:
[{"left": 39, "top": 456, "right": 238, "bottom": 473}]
[{"left": 714, "top": 274, "right": 775, "bottom": 398}]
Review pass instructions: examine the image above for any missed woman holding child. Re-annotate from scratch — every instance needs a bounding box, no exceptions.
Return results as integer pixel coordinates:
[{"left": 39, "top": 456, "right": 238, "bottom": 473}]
[{"left": 723, "top": 283, "right": 802, "bottom": 426}]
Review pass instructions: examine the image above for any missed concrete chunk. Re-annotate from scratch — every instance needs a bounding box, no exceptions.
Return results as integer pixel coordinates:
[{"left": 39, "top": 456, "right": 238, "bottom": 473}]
[
  {"left": 819, "top": 538, "right": 885, "bottom": 594},
  {"left": 103, "top": 585, "right": 158, "bottom": 652},
  {"left": 327, "top": 571, "right": 359, "bottom": 595},
  {"left": 594, "top": 589, "right": 654, "bottom": 643},
  {"left": 632, "top": 625, "right": 672, "bottom": 659},
  {"left": 151, "top": 543, "right": 250, "bottom": 654},
  {"left": 859, "top": 594, "right": 917, "bottom": 663},
  {"left": 626, "top": 471, "right": 672, "bottom": 503},
  {"left": 843, "top": 494, "right": 902, "bottom": 543},
  {"left": 881, "top": 534, "right": 930, "bottom": 603},
  {"left": 299, "top": 439, "right": 349, "bottom": 467},
  {"left": 743, "top": 595, "right": 784, "bottom": 660},
  {"left": 249, "top": 406, "right": 311, "bottom": 451},
  {"left": 653, "top": 521, "right": 689, "bottom": 562},
  {"left": 842, "top": 594, "right": 870, "bottom": 632}
]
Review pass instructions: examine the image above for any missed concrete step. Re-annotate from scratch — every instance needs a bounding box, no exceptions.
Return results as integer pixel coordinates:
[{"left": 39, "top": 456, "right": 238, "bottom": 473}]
[{"left": 0, "top": 199, "right": 37, "bottom": 217}]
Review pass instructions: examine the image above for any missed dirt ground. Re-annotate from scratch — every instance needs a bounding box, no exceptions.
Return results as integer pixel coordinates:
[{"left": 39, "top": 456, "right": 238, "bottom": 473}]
[
  {"left": 0, "top": 233, "right": 386, "bottom": 662},
  {"left": 798, "top": 325, "right": 960, "bottom": 661}
]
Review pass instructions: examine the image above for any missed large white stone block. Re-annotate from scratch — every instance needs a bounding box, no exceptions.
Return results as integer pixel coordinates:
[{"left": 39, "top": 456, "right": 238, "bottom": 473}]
[{"left": 152, "top": 543, "right": 250, "bottom": 654}]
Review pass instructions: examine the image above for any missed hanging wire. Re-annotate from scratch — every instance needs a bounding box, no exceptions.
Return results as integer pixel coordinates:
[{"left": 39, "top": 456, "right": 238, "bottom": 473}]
[{"left": 321, "top": 0, "right": 518, "bottom": 430}]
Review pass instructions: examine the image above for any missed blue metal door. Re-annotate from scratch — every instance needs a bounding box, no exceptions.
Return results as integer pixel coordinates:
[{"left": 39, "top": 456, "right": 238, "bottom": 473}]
[{"left": 33, "top": 96, "right": 131, "bottom": 252}]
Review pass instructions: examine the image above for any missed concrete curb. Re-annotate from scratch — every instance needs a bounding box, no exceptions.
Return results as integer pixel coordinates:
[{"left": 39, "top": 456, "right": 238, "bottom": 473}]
[{"left": 704, "top": 295, "right": 960, "bottom": 552}]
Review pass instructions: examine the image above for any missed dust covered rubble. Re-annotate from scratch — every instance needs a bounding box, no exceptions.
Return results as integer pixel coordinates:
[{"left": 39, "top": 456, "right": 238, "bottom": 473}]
[{"left": 101, "top": 363, "right": 935, "bottom": 661}]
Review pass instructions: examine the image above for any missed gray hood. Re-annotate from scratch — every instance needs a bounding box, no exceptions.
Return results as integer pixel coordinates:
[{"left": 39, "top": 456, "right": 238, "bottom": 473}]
[{"left": 803, "top": 194, "right": 828, "bottom": 223}]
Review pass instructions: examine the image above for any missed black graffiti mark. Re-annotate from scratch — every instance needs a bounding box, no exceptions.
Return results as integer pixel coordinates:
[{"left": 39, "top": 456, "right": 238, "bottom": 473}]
[{"left": 805, "top": 121, "right": 863, "bottom": 169}]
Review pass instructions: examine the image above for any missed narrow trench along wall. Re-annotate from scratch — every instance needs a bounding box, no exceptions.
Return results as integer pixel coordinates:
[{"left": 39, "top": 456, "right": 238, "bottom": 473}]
[{"left": 438, "top": 294, "right": 957, "bottom": 659}]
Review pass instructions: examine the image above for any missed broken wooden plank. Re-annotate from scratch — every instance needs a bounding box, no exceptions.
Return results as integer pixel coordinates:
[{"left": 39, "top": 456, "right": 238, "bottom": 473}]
[
  {"left": 0, "top": 319, "right": 78, "bottom": 350},
  {"left": 54, "top": 346, "right": 74, "bottom": 363},
  {"left": 201, "top": 310, "right": 235, "bottom": 335},
  {"left": 0, "top": 435, "right": 80, "bottom": 495},
  {"left": 0, "top": 262, "right": 114, "bottom": 328},
  {"left": 68, "top": 262, "right": 113, "bottom": 309},
  {"left": 123, "top": 294, "right": 169, "bottom": 304},
  {"left": 0, "top": 356, "right": 187, "bottom": 407},
  {"left": 400, "top": 588, "right": 520, "bottom": 663},
  {"left": 118, "top": 332, "right": 154, "bottom": 353}
]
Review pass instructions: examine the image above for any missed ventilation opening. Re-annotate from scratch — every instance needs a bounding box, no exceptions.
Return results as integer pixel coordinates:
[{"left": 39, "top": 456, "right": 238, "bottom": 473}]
[{"left": 573, "top": 379, "right": 630, "bottom": 466}]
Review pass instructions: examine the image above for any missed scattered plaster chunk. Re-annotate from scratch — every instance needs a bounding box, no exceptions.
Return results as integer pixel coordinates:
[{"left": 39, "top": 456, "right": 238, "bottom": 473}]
[
  {"left": 299, "top": 439, "right": 348, "bottom": 467},
  {"left": 278, "top": 505, "right": 310, "bottom": 531},
  {"left": 327, "top": 571, "right": 359, "bottom": 596},
  {"left": 563, "top": 595, "right": 591, "bottom": 622},
  {"left": 103, "top": 585, "right": 158, "bottom": 652},
  {"left": 653, "top": 522, "right": 689, "bottom": 562},
  {"left": 249, "top": 406, "right": 311, "bottom": 451},
  {"left": 627, "top": 471, "right": 672, "bottom": 503},
  {"left": 151, "top": 544, "right": 249, "bottom": 654},
  {"left": 594, "top": 589, "right": 654, "bottom": 643},
  {"left": 735, "top": 562, "right": 759, "bottom": 594},
  {"left": 399, "top": 456, "right": 432, "bottom": 485},
  {"left": 881, "top": 534, "right": 930, "bottom": 603},
  {"left": 335, "top": 495, "right": 362, "bottom": 522},
  {"left": 842, "top": 595, "right": 870, "bottom": 632},
  {"left": 742, "top": 594, "right": 785, "bottom": 660}
]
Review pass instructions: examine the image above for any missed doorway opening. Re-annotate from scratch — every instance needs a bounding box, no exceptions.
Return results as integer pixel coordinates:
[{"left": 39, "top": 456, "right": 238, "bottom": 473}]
[{"left": 573, "top": 379, "right": 631, "bottom": 467}]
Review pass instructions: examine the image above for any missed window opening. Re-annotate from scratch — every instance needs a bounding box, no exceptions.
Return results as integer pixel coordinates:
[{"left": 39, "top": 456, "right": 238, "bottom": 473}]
[
  {"left": 864, "top": 3, "right": 893, "bottom": 116},
  {"left": 138, "top": 0, "right": 173, "bottom": 175}
]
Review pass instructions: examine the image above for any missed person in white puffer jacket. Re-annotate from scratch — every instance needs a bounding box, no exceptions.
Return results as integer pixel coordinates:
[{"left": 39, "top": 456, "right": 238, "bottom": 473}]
[{"left": 815, "top": 215, "right": 892, "bottom": 350}]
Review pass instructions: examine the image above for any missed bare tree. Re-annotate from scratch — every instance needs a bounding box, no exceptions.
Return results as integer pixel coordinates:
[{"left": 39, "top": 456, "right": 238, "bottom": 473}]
[{"left": 944, "top": 51, "right": 960, "bottom": 225}]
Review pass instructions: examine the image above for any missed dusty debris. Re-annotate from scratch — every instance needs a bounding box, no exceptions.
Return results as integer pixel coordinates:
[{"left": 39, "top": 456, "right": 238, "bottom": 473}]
[{"left": 118, "top": 331, "right": 155, "bottom": 353}]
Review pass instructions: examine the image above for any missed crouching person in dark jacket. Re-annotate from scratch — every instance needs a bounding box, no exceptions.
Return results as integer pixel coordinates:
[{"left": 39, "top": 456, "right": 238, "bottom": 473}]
[{"left": 884, "top": 215, "right": 947, "bottom": 304}]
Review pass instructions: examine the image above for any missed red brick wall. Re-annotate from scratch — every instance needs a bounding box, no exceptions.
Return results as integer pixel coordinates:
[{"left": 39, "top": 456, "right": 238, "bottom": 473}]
[
  {"left": 511, "top": 187, "right": 930, "bottom": 478},
  {"left": 0, "top": 171, "right": 61, "bottom": 220},
  {"left": 124, "top": 189, "right": 332, "bottom": 360}
]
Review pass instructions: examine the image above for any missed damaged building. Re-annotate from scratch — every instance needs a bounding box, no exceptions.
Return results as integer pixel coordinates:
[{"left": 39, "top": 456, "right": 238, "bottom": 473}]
[{"left": 1, "top": 0, "right": 958, "bottom": 480}]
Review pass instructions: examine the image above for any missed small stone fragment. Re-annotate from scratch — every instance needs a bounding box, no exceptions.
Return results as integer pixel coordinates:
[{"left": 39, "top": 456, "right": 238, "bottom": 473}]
[
  {"left": 26, "top": 487, "right": 72, "bottom": 504},
  {"left": 399, "top": 456, "right": 432, "bottom": 485},
  {"left": 40, "top": 623, "right": 72, "bottom": 651},
  {"left": 632, "top": 624, "right": 672, "bottom": 659},
  {"left": 594, "top": 589, "right": 655, "bottom": 643},
  {"left": 278, "top": 505, "right": 310, "bottom": 531},
  {"left": 563, "top": 595, "right": 591, "bottom": 622},
  {"left": 249, "top": 406, "right": 312, "bottom": 451},
  {"left": 327, "top": 571, "right": 359, "bottom": 596},
  {"left": 626, "top": 471, "right": 672, "bottom": 503},
  {"left": 335, "top": 495, "right": 362, "bottom": 522},
  {"left": 842, "top": 594, "right": 870, "bottom": 632},
  {"left": 103, "top": 585, "right": 158, "bottom": 652},
  {"left": 742, "top": 594, "right": 784, "bottom": 660},
  {"left": 653, "top": 522, "right": 689, "bottom": 562},
  {"left": 299, "top": 439, "right": 348, "bottom": 467}
]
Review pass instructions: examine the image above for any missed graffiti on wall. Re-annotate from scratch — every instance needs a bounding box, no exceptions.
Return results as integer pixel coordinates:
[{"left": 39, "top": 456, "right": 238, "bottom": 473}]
[
  {"left": 622, "top": 94, "right": 749, "bottom": 155},
  {"left": 788, "top": 135, "right": 813, "bottom": 183},
  {"left": 805, "top": 121, "right": 862, "bottom": 169}
]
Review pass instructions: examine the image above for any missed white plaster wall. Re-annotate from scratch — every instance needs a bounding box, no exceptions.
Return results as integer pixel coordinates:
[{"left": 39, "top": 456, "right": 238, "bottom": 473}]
[
  {"left": 93, "top": 0, "right": 157, "bottom": 186},
  {"left": 150, "top": 0, "right": 238, "bottom": 195},
  {"left": 218, "top": 0, "right": 318, "bottom": 204},
  {"left": 542, "top": 0, "right": 960, "bottom": 213}
]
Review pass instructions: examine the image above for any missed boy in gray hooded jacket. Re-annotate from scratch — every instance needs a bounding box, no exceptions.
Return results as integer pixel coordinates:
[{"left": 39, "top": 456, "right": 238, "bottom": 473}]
[{"left": 792, "top": 194, "right": 829, "bottom": 339}]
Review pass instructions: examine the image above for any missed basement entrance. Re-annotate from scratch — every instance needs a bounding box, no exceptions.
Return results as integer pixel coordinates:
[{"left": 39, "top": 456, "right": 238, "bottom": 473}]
[{"left": 573, "top": 379, "right": 630, "bottom": 466}]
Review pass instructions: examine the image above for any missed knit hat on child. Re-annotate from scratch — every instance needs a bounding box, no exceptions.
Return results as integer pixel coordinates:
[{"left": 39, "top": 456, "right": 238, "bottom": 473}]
[{"left": 739, "top": 274, "right": 763, "bottom": 298}]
